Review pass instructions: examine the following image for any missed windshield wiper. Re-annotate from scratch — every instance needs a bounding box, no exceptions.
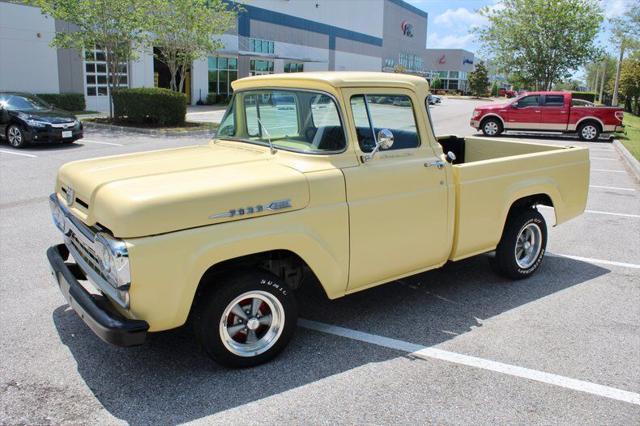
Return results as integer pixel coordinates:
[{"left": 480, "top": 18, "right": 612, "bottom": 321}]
[{"left": 255, "top": 116, "right": 276, "bottom": 155}]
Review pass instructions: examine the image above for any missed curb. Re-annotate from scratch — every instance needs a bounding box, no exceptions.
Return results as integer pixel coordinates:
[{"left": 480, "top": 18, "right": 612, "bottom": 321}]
[
  {"left": 82, "top": 121, "right": 216, "bottom": 137},
  {"left": 613, "top": 139, "right": 640, "bottom": 181}
]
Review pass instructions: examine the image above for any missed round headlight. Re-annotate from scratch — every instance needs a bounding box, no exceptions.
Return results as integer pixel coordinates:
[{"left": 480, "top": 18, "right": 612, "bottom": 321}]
[{"left": 98, "top": 243, "right": 113, "bottom": 273}]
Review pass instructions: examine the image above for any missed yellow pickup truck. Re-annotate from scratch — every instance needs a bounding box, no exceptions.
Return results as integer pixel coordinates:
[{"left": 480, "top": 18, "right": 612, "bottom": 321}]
[{"left": 47, "top": 72, "right": 589, "bottom": 367}]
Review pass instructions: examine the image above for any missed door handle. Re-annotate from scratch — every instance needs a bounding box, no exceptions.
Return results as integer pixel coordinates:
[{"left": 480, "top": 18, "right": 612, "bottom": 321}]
[
  {"left": 534, "top": 110, "right": 541, "bottom": 113},
  {"left": 424, "top": 160, "right": 445, "bottom": 169}
]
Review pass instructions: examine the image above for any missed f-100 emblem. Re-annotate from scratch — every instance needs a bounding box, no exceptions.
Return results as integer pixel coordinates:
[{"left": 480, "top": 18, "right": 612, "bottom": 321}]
[{"left": 209, "top": 199, "right": 292, "bottom": 219}]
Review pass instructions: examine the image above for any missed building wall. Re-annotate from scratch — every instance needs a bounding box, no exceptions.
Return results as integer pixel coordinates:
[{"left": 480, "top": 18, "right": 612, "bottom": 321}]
[
  {"left": 424, "top": 49, "right": 475, "bottom": 73},
  {"left": 381, "top": 0, "right": 428, "bottom": 73},
  {"left": 0, "top": 2, "right": 60, "bottom": 93}
]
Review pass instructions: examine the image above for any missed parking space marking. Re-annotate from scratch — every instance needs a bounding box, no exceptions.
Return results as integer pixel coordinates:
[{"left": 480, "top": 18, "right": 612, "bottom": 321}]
[
  {"left": 548, "top": 253, "right": 640, "bottom": 269},
  {"left": 590, "top": 185, "right": 637, "bottom": 192},
  {"left": 299, "top": 319, "right": 640, "bottom": 406},
  {"left": 591, "top": 169, "right": 627, "bottom": 174},
  {"left": 590, "top": 157, "right": 620, "bottom": 161},
  {"left": 0, "top": 149, "right": 37, "bottom": 158},
  {"left": 79, "top": 139, "right": 124, "bottom": 146},
  {"left": 584, "top": 209, "right": 640, "bottom": 218}
]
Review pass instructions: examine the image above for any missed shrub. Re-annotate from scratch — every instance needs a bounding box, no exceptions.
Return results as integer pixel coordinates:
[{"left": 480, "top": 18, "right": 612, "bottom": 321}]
[
  {"left": 206, "top": 93, "right": 218, "bottom": 105},
  {"left": 36, "top": 93, "right": 85, "bottom": 111},
  {"left": 571, "top": 92, "right": 596, "bottom": 103},
  {"left": 112, "top": 88, "right": 186, "bottom": 126}
]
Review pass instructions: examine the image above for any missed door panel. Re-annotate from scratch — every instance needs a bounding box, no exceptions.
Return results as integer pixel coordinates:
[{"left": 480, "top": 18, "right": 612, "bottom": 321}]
[
  {"left": 540, "top": 94, "right": 569, "bottom": 130},
  {"left": 503, "top": 95, "right": 541, "bottom": 129},
  {"left": 343, "top": 90, "right": 450, "bottom": 292}
]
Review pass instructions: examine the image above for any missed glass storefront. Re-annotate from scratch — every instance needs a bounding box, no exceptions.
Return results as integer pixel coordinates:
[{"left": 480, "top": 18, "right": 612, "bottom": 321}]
[
  {"left": 208, "top": 57, "right": 238, "bottom": 95},
  {"left": 250, "top": 59, "right": 274, "bottom": 76}
]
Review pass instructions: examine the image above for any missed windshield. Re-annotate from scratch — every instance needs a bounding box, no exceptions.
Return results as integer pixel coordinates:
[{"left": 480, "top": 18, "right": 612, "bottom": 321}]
[
  {"left": 216, "top": 89, "right": 347, "bottom": 153},
  {"left": 0, "top": 94, "right": 50, "bottom": 111}
]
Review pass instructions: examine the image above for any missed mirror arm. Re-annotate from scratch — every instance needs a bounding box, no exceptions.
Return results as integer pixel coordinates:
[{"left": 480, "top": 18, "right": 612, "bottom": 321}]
[{"left": 363, "top": 144, "right": 381, "bottom": 163}]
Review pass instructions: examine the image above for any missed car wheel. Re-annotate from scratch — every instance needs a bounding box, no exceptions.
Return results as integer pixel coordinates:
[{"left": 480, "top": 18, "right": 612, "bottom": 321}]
[
  {"left": 491, "top": 209, "right": 547, "bottom": 279},
  {"left": 7, "top": 125, "right": 27, "bottom": 148},
  {"left": 193, "top": 269, "right": 298, "bottom": 368},
  {"left": 577, "top": 122, "right": 600, "bottom": 141},
  {"left": 481, "top": 118, "right": 503, "bottom": 136}
]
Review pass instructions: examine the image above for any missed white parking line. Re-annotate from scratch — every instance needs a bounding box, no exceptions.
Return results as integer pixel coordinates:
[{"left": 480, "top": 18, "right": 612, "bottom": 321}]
[
  {"left": 590, "top": 185, "right": 637, "bottom": 192},
  {"left": 79, "top": 139, "right": 123, "bottom": 146},
  {"left": 0, "top": 149, "right": 37, "bottom": 158},
  {"left": 591, "top": 157, "right": 619, "bottom": 161},
  {"left": 591, "top": 169, "right": 627, "bottom": 174},
  {"left": 299, "top": 319, "right": 640, "bottom": 406},
  {"left": 549, "top": 253, "right": 640, "bottom": 269},
  {"left": 584, "top": 209, "right": 640, "bottom": 218}
]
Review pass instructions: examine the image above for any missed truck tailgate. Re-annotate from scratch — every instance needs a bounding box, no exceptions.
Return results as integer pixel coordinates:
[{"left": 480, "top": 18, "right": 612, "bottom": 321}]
[{"left": 449, "top": 139, "right": 589, "bottom": 261}]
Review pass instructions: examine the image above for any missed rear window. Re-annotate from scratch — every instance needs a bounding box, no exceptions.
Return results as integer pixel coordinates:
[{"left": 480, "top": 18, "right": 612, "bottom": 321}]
[{"left": 544, "top": 95, "right": 564, "bottom": 106}]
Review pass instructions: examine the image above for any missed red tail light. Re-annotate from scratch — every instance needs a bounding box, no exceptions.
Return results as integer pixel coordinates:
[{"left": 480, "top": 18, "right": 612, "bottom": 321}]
[{"left": 615, "top": 111, "right": 624, "bottom": 122}]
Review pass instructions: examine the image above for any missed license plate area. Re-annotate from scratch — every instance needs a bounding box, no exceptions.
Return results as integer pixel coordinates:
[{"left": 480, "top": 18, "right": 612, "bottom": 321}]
[{"left": 62, "top": 130, "right": 73, "bottom": 138}]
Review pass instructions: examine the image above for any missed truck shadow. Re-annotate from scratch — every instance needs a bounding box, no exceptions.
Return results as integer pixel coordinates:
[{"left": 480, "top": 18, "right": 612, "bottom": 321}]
[{"left": 52, "top": 254, "right": 609, "bottom": 425}]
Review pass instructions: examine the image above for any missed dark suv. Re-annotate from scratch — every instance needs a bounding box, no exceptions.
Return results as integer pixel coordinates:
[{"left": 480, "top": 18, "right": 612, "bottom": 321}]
[{"left": 0, "top": 93, "right": 83, "bottom": 148}]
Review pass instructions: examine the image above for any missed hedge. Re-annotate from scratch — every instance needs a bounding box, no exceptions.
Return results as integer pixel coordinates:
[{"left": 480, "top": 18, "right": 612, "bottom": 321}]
[
  {"left": 113, "top": 88, "right": 186, "bottom": 126},
  {"left": 571, "top": 92, "right": 596, "bottom": 103},
  {"left": 36, "top": 93, "right": 85, "bottom": 111}
]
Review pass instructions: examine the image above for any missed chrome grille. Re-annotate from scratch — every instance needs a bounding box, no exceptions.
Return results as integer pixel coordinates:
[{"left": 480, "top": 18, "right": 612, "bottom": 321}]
[{"left": 68, "top": 231, "right": 111, "bottom": 285}]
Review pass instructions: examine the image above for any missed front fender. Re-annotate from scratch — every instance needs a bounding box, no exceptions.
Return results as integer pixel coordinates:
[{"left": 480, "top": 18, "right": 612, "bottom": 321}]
[{"left": 126, "top": 206, "right": 349, "bottom": 332}]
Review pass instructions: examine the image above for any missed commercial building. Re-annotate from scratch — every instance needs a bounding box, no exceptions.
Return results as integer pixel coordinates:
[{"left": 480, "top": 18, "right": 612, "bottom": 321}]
[
  {"left": 0, "top": 0, "right": 475, "bottom": 112},
  {"left": 424, "top": 48, "right": 475, "bottom": 92}
]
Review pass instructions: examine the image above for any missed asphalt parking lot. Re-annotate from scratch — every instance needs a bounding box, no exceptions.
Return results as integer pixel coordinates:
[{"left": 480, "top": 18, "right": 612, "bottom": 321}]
[{"left": 0, "top": 98, "right": 638, "bottom": 425}]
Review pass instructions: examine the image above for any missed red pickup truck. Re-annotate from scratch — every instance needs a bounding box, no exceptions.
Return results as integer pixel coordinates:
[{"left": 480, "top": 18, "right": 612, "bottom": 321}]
[{"left": 470, "top": 91, "right": 624, "bottom": 141}]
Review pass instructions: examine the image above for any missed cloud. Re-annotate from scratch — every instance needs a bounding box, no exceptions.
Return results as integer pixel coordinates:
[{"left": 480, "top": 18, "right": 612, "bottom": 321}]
[
  {"left": 434, "top": 7, "right": 488, "bottom": 27},
  {"left": 601, "top": 0, "right": 629, "bottom": 18},
  {"left": 428, "top": 32, "right": 475, "bottom": 49}
]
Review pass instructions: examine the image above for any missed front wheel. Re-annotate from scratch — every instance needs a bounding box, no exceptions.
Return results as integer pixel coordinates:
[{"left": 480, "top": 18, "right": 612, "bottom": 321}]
[
  {"left": 481, "top": 118, "right": 503, "bottom": 136},
  {"left": 491, "top": 209, "right": 547, "bottom": 279},
  {"left": 193, "top": 269, "right": 298, "bottom": 368},
  {"left": 7, "top": 125, "right": 27, "bottom": 148}
]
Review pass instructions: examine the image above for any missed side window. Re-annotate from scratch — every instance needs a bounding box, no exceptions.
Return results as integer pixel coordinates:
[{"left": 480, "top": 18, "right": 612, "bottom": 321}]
[
  {"left": 518, "top": 95, "right": 540, "bottom": 107},
  {"left": 544, "top": 95, "right": 564, "bottom": 106},
  {"left": 310, "top": 94, "right": 340, "bottom": 127},
  {"left": 349, "top": 94, "right": 420, "bottom": 152}
]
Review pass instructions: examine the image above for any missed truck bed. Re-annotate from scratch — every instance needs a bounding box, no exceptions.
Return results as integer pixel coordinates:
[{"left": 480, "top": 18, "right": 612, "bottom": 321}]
[{"left": 437, "top": 136, "right": 590, "bottom": 261}]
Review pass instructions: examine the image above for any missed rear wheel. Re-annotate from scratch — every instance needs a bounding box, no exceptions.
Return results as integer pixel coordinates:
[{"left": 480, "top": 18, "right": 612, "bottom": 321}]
[
  {"left": 577, "top": 121, "right": 600, "bottom": 141},
  {"left": 481, "top": 118, "right": 503, "bottom": 136},
  {"left": 193, "top": 269, "right": 298, "bottom": 368},
  {"left": 492, "top": 209, "right": 547, "bottom": 279}
]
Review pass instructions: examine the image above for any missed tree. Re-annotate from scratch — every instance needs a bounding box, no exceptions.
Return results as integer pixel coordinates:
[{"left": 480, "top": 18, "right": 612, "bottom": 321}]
[
  {"left": 431, "top": 77, "right": 442, "bottom": 90},
  {"left": 477, "top": 0, "right": 603, "bottom": 90},
  {"left": 148, "top": 0, "right": 238, "bottom": 93},
  {"left": 468, "top": 61, "right": 490, "bottom": 97},
  {"left": 33, "top": 0, "right": 150, "bottom": 118},
  {"left": 610, "top": 4, "right": 640, "bottom": 106},
  {"left": 491, "top": 81, "right": 499, "bottom": 96},
  {"left": 619, "top": 56, "right": 640, "bottom": 114}
]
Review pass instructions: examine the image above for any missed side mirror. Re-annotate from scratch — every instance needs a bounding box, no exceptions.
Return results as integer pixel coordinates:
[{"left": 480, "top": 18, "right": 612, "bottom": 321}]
[
  {"left": 511, "top": 102, "right": 518, "bottom": 109},
  {"left": 363, "top": 128, "right": 394, "bottom": 162}
]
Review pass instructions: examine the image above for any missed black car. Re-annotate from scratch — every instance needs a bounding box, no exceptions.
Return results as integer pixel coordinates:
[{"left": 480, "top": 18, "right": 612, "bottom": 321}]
[{"left": 0, "top": 92, "right": 83, "bottom": 148}]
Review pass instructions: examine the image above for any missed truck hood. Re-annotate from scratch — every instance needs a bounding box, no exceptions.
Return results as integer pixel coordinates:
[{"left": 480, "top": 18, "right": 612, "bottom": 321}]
[{"left": 56, "top": 143, "right": 309, "bottom": 238}]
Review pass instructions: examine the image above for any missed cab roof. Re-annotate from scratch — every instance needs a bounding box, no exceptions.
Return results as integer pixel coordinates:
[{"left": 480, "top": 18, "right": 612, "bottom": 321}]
[{"left": 232, "top": 71, "right": 429, "bottom": 91}]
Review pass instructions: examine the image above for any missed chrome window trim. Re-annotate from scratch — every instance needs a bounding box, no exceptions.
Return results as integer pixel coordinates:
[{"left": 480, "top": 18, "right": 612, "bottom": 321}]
[{"left": 215, "top": 87, "right": 350, "bottom": 155}]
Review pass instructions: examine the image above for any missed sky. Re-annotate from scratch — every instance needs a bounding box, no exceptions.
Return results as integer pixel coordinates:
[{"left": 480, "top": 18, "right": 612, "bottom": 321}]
[{"left": 405, "top": 0, "right": 636, "bottom": 57}]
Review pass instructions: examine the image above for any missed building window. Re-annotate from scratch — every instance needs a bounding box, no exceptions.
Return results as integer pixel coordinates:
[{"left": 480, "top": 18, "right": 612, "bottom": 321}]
[
  {"left": 448, "top": 79, "right": 459, "bottom": 90},
  {"left": 398, "top": 53, "right": 424, "bottom": 72},
  {"left": 250, "top": 38, "right": 274, "bottom": 54},
  {"left": 449, "top": 71, "right": 459, "bottom": 79},
  {"left": 436, "top": 71, "right": 448, "bottom": 78},
  {"left": 284, "top": 62, "right": 304, "bottom": 73},
  {"left": 84, "top": 47, "right": 128, "bottom": 96},
  {"left": 208, "top": 56, "right": 238, "bottom": 95},
  {"left": 250, "top": 59, "right": 274, "bottom": 76}
]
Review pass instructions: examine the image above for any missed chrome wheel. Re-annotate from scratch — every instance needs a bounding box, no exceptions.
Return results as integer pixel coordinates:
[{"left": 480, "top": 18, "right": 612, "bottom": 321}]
[
  {"left": 484, "top": 121, "right": 499, "bottom": 135},
  {"left": 7, "top": 126, "right": 23, "bottom": 147},
  {"left": 515, "top": 223, "right": 543, "bottom": 269},
  {"left": 219, "top": 290, "right": 284, "bottom": 357},
  {"left": 581, "top": 125, "right": 597, "bottom": 140}
]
